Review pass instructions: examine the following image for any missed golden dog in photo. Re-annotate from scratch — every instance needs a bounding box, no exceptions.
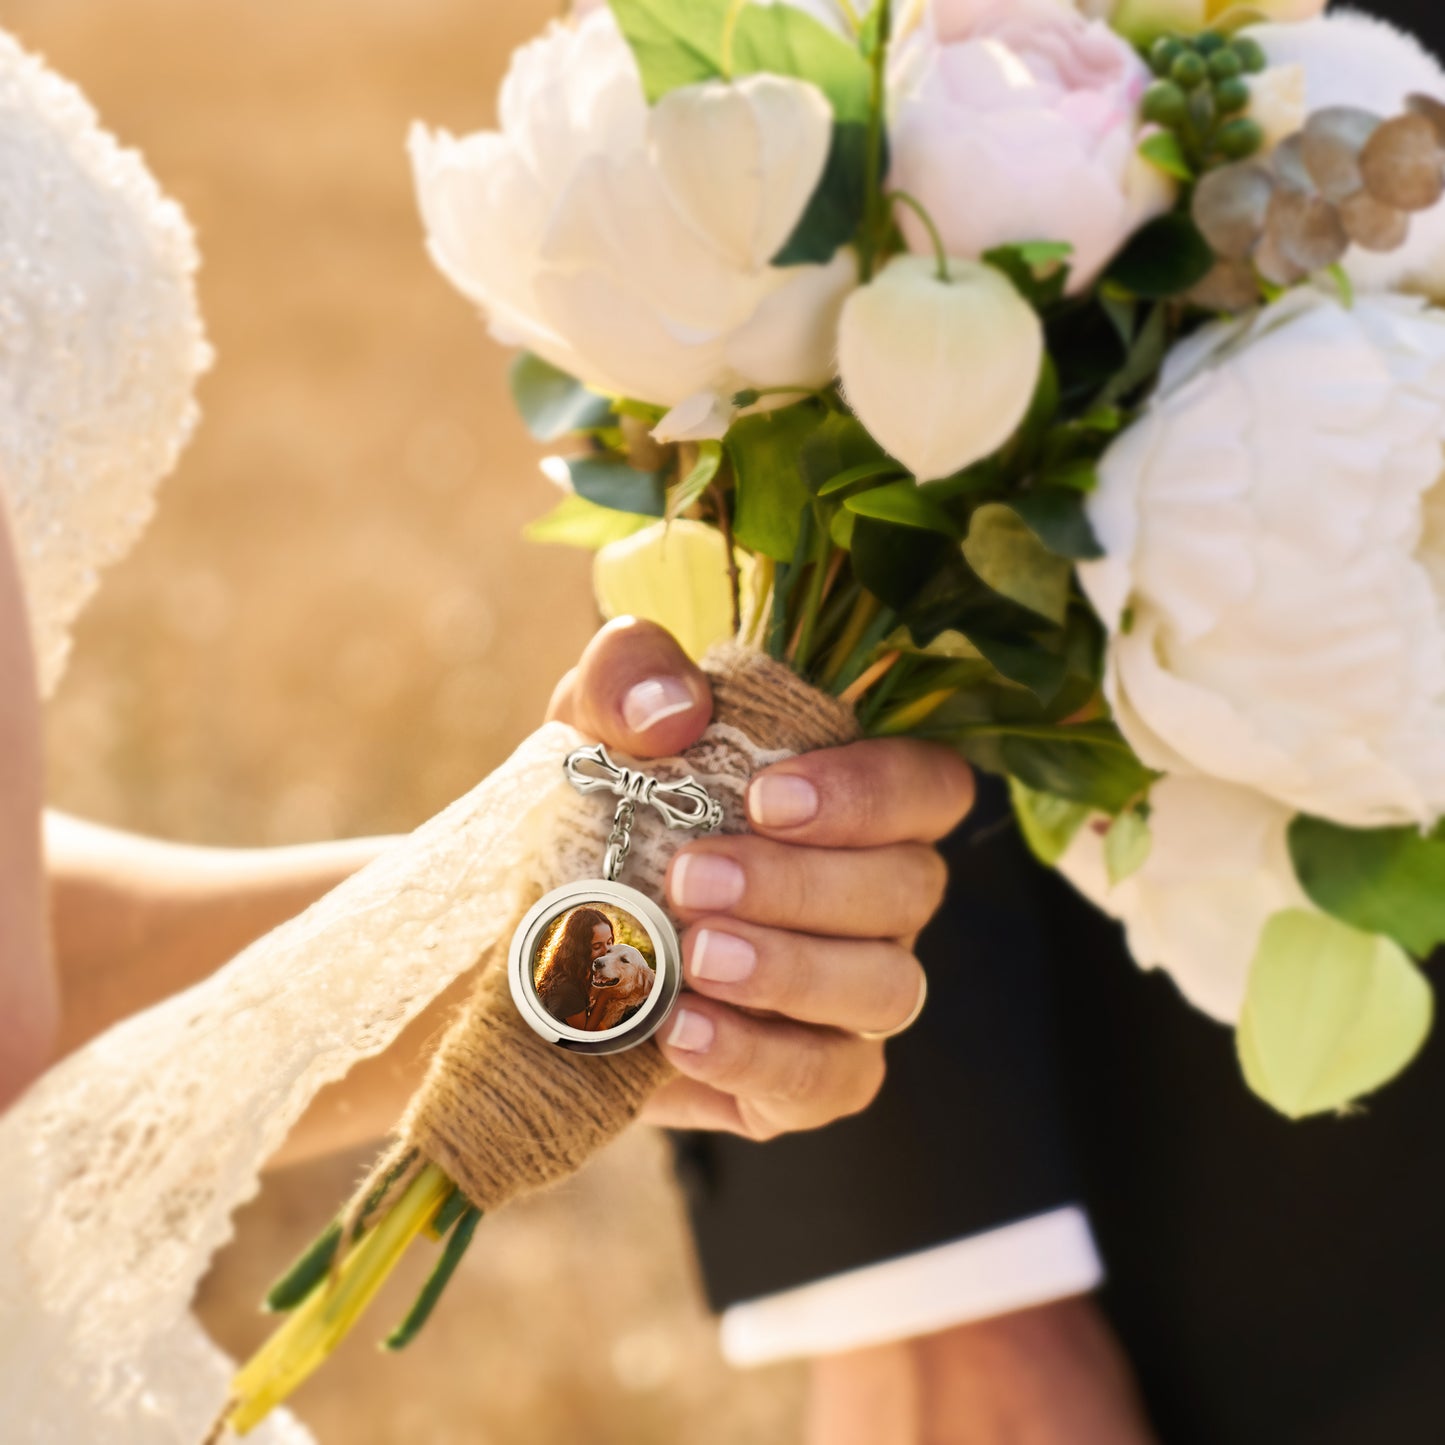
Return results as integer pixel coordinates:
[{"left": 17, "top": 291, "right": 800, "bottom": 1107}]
[{"left": 584, "top": 944, "right": 655, "bottom": 1032}]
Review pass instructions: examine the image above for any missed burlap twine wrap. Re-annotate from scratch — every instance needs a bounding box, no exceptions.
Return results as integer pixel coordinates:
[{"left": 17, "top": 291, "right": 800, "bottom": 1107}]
[{"left": 353, "top": 644, "right": 860, "bottom": 1223}]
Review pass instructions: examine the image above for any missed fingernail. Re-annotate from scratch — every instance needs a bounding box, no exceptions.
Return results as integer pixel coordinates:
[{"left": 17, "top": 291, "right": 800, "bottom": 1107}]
[
  {"left": 748, "top": 774, "right": 819, "bottom": 829},
  {"left": 623, "top": 676, "right": 695, "bottom": 733},
  {"left": 670, "top": 853, "right": 745, "bottom": 912},
  {"left": 691, "top": 929, "right": 757, "bottom": 984},
  {"left": 665, "top": 1007, "right": 715, "bottom": 1053}
]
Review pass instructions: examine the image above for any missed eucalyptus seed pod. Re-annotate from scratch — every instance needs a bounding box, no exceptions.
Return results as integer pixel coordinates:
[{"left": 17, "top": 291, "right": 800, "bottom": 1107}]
[
  {"left": 1192, "top": 163, "right": 1274, "bottom": 260},
  {"left": 1300, "top": 107, "right": 1381, "bottom": 203},
  {"left": 1186, "top": 258, "right": 1261, "bottom": 312},
  {"left": 1264, "top": 187, "right": 1350, "bottom": 273},
  {"left": 1337, "top": 189, "right": 1410, "bottom": 252},
  {"left": 1359, "top": 113, "right": 1445, "bottom": 211},
  {"left": 1270, "top": 133, "right": 1313, "bottom": 194},
  {"left": 1406, "top": 93, "right": 1445, "bottom": 147},
  {"left": 1252, "top": 228, "right": 1308, "bottom": 287}
]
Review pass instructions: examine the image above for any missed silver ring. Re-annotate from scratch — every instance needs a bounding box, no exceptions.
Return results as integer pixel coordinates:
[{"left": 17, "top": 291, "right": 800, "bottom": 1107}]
[{"left": 858, "top": 971, "right": 928, "bottom": 1041}]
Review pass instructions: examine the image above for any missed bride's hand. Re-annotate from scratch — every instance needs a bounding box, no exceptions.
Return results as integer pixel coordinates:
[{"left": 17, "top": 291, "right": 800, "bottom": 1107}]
[{"left": 547, "top": 618, "right": 974, "bottom": 1141}]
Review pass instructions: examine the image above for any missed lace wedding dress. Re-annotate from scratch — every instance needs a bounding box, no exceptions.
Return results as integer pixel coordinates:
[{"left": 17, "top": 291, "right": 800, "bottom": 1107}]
[{"left": 0, "top": 32, "right": 785, "bottom": 1443}]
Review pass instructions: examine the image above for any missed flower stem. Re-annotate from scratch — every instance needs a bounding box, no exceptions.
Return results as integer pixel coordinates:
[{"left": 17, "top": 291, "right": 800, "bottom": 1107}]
[
  {"left": 225, "top": 1164, "right": 453, "bottom": 1436},
  {"left": 839, "top": 649, "right": 901, "bottom": 705},
  {"left": 859, "top": 0, "right": 894, "bottom": 282},
  {"left": 821, "top": 591, "right": 882, "bottom": 688},
  {"left": 720, "top": 0, "right": 749, "bottom": 77},
  {"left": 886, "top": 189, "right": 950, "bottom": 283}
]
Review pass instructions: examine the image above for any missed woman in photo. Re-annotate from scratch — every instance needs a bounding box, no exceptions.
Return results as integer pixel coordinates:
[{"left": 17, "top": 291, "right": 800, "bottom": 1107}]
[{"left": 532, "top": 906, "right": 613, "bottom": 1027}]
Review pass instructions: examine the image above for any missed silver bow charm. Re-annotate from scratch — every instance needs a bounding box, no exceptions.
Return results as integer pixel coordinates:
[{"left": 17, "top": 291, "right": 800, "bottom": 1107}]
[{"left": 564, "top": 744, "right": 724, "bottom": 880}]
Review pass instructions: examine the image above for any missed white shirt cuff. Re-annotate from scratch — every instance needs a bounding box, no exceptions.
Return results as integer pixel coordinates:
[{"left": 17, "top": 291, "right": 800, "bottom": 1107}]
[{"left": 718, "top": 1206, "right": 1104, "bottom": 1367}]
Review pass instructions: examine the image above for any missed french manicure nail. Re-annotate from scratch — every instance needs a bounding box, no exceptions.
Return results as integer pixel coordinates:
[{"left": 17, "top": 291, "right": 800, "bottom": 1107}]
[
  {"left": 622, "top": 676, "right": 695, "bottom": 733},
  {"left": 666, "top": 1007, "right": 715, "bottom": 1053},
  {"left": 748, "top": 773, "right": 819, "bottom": 829},
  {"left": 670, "top": 853, "right": 745, "bottom": 912},
  {"left": 691, "top": 929, "right": 757, "bottom": 984}
]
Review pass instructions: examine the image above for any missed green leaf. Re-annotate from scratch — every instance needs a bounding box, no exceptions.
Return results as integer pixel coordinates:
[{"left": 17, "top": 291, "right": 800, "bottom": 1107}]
[
  {"left": 773, "top": 122, "right": 873, "bottom": 265},
  {"left": 845, "top": 479, "right": 960, "bottom": 536},
  {"left": 1104, "top": 213, "right": 1215, "bottom": 300},
  {"left": 608, "top": 0, "right": 729, "bottom": 101},
  {"left": 984, "top": 241, "right": 1073, "bottom": 308},
  {"left": 818, "top": 459, "right": 906, "bottom": 497},
  {"left": 666, "top": 440, "right": 722, "bottom": 521},
  {"left": 1137, "top": 130, "right": 1194, "bottom": 182},
  {"left": 970, "top": 635, "right": 1068, "bottom": 704},
  {"left": 1105, "top": 808, "right": 1152, "bottom": 886},
  {"left": 1007, "top": 490, "right": 1104, "bottom": 560},
  {"left": 727, "top": 404, "right": 820, "bottom": 561},
  {"left": 1093, "top": 301, "right": 1169, "bottom": 409},
  {"left": 524, "top": 494, "right": 655, "bottom": 549},
  {"left": 800, "top": 410, "right": 888, "bottom": 492},
  {"left": 731, "top": 5, "right": 871, "bottom": 121},
  {"left": 829, "top": 507, "right": 857, "bottom": 549},
  {"left": 1288, "top": 816, "right": 1445, "bottom": 958},
  {"left": 962, "top": 503, "right": 1072, "bottom": 624},
  {"left": 561, "top": 454, "right": 666, "bottom": 516},
  {"left": 1001, "top": 722, "right": 1156, "bottom": 814},
  {"left": 1009, "top": 779, "right": 1091, "bottom": 867},
  {"left": 1237, "top": 909, "right": 1433, "bottom": 1120},
  {"left": 508, "top": 353, "right": 612, "bottom": 442}
]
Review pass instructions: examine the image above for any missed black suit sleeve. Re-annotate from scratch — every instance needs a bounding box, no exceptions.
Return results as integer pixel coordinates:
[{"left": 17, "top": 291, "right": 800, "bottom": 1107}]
[{"left": 674, "top": 775, "right": 1089, "bottom": 1316}]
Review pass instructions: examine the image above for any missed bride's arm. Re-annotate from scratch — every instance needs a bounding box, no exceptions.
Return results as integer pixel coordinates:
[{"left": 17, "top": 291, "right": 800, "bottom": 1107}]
[
  {"left": 45, "top": 815, "right": 396, "bottom": 1057},
  {"left": 0, "top": 501, "right": 56, "bottom": 1107}
]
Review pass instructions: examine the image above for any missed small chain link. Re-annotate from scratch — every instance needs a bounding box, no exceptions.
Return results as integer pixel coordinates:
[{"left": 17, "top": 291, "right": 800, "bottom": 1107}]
[{"left": 604, "top": 797, "right": 636, "bottom": 882}]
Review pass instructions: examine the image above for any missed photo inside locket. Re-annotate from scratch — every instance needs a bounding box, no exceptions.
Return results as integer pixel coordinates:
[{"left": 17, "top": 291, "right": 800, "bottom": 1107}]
[{"left": 531, "top": 902, "right": 658, "bottom": 1033}]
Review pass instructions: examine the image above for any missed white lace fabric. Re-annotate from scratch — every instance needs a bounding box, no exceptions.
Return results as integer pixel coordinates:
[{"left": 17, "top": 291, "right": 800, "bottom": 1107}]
[
  {"left": 0, "top": 718, "right": 787, "bottom": 1443},
  {"left": 0, "top": 28, "right": 208, "bottom": 696}
]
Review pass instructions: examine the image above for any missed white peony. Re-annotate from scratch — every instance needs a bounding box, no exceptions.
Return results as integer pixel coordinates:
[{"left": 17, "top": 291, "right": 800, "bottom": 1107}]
[
  {"left": 1247, "top": 11, "right": 1445, "bottom": 299},
  {"left": 1057, "top": 777, "right": 1309, "bottom": 1023},
  {"left": 410, "top": 12, "right": 855, "bottom": 409},
  {"left": 1083, "top": 287, "right": 1445, "bottom": 828}
]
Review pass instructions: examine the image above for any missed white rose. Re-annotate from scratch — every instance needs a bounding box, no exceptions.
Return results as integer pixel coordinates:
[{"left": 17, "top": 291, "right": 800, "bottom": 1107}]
[
  {"left": 410, "top": 12, "right": 854, "bottom": 407},
  {"left": 1083, "top": 287, "right": 1445, "bottom": 828},
  {"left": 1247, "top": 12, "right": 1445, "bottom": 300},
  {"left": 837, "top": 254, "right": 1043, "bottom": 481},
  {"left": 1057, "top": 777, "right": 1308, "bottom": 1023}
]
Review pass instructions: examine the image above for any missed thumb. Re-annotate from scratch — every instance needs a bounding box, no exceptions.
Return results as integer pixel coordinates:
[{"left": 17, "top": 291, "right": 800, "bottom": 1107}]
[{"left": 547, "top": 617, "right": 712, "bottom": 760}]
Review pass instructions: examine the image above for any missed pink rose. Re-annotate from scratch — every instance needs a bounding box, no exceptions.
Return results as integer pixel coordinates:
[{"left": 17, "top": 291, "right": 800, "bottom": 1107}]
[{"left": 889, "top": 0, "right": 1171, "bottom": 291}]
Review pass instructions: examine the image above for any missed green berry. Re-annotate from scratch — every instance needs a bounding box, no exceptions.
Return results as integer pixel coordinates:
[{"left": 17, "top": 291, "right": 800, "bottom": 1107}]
[
  {"left": 1188, "top": 85, "right": 1217, "bottom": 132},
  {"left": 1209, "top": 48, "right": 1243, "bottom": 80},
  {"left": 1195, "top": 30, "right": 1227, "bottom": 55},
  {"left": 1141, "top": 79, "right": 1189, "bottom": 128},
  {"left": 1150, "top": 36, "right": 1186, "bottom": 76},
  {"left": 1214, "top": 76, "right": 1251, "bottom": 115},
  {"left": 1170, "top": 50, "right": 1209, "bottom": 88},
  {"left": 1233, "top": 36, "right": 1268, "bottom": 73},
  {"left": 1216, "top": 116, "right": 1264, "bottom": 159}
]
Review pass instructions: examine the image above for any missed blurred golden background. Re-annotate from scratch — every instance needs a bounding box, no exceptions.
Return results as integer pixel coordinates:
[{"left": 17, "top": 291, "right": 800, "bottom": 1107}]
[{"left": 7, "top": 0, "right": 801, "bottom": 1438}]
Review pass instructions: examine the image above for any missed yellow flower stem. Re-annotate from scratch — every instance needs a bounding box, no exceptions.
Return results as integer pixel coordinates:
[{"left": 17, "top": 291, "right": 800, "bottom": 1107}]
[
  {"left": 820, "top": 591, "right": 882, "bottom": 689},
  {"left": 227, "top": 1164, "right": 453, "bottom": 1435},
  {"left": 874, "top": 687, "right": 954, "bottom": 736}
]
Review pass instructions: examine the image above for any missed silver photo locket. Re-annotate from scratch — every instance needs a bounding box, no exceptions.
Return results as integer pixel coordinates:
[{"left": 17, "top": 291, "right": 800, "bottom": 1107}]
[{"left": 508, "top": 745, "right": 723, "bottom": 1056}]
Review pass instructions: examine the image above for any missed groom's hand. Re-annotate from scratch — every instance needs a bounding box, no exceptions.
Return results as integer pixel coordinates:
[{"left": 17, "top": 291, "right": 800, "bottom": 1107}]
[{"left": 547, "top": 618, "right": 974, "bottom": 1141}]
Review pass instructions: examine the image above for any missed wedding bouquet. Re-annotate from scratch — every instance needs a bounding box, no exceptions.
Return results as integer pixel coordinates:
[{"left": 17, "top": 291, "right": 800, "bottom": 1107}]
[{"left": 223, "top": 0, "right": 1445, "bottom": 1432}]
